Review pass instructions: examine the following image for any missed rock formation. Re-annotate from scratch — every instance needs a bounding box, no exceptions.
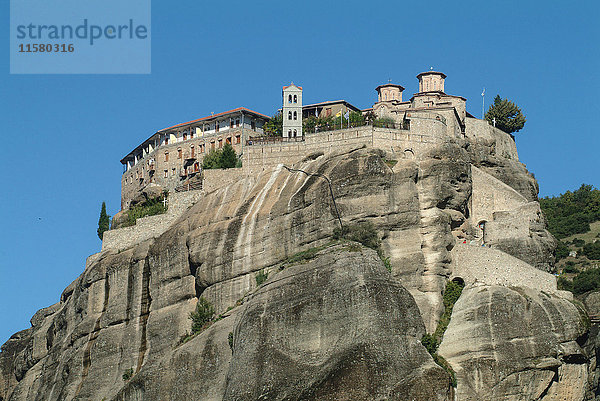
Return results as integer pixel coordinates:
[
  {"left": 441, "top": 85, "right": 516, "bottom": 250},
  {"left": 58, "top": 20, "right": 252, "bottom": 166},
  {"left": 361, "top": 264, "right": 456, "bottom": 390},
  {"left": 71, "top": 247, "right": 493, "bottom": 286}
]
[{"left": 1, "top": 123, "right": 596, "bottom": 400}]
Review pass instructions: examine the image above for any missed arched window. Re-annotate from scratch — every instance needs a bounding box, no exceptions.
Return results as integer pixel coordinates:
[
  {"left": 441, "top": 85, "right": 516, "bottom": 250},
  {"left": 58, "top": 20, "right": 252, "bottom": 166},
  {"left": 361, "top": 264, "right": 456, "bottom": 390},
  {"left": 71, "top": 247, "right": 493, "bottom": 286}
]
[
  {"left": 293, "top": 95, "right": 297, "bottom": 103},
  {"left": 288, "top": 111, "right": 292, "bottom": 120},
  {"left": 293, "top": 111, "right": 297, "bottom": 120},
  {"left": 288, "top": 130, "right": 292, "bottom": 137},
  {"left": 293, "top": 129, "right": 297, "bottom": 137},
  {"left": 288, "top": 94, "right": 292, "bottom": 103}
]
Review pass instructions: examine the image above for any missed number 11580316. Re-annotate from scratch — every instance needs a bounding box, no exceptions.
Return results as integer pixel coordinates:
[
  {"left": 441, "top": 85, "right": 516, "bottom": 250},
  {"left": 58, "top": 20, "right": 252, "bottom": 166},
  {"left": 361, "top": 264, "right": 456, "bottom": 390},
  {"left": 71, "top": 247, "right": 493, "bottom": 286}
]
[{"left": 19, "top": 44, "right": 74, "bottom": 53}]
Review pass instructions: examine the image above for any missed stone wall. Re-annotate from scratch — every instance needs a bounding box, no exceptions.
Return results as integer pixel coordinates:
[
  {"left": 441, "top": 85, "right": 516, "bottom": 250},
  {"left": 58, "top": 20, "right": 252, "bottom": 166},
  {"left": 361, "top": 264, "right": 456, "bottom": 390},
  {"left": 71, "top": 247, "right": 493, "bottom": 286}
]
[
  {"left": 102, "top": 191, "right": 203, "bottom": 252},
  {"left": 242, "top": 122, "right": 449, "bottom": 175},
  {"left": 470, "top": 165, "right": 528, "bottom": 225},
  {"left": 203, "top": 168, "right": 247, "bottom": 194},
  {"left": 450, "top": 243, "right": 561, "bottom": 294},
  {"left": 465, "top": 117, "right": 519, "bottom": 161}
]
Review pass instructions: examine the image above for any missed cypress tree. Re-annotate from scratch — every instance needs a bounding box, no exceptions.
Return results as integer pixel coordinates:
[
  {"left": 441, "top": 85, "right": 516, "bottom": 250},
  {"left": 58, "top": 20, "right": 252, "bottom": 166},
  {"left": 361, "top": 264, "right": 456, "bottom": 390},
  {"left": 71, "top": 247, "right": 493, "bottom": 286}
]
[{"left": 97, "top": 202, "right": 110, "bottom": 240}]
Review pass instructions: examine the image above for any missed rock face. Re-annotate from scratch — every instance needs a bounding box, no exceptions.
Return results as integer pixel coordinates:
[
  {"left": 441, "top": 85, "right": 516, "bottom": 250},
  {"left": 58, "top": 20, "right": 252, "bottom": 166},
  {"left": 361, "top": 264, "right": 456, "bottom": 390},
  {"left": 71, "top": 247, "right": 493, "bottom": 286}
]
[
  {"left": 438, "top": 286, "right": 588, "bottom": 400},
  {"left": 224, "top": 245, "right": 451, "bottom": 401},
  {"left": 1, "top": 125, "right": 593, "bottom": 400}
]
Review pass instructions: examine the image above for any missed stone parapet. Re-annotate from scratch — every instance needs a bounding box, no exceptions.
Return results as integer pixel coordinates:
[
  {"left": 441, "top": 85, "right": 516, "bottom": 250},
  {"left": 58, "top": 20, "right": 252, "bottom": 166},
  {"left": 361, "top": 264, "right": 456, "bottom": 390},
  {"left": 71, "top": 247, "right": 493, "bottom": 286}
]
[
  {"left": 102, "top": 190, "right": 203, "bottom": 252},
  {"left": 450, "top": 243, "right": 559, "bottom": 294}
]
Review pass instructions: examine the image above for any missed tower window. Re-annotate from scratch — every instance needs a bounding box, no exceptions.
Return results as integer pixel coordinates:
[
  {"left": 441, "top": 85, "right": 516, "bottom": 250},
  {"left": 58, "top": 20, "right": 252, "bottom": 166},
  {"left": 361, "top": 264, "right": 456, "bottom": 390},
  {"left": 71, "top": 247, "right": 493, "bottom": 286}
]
[
  {"left": 293, "top": 95, "right": 297, "bottom": 103},
  {"left": 288, "top": 94, "right": 292, "bottom": 103},
  {"left": 288, "top": 111, "right": 292, "bottom": 120},
  {"left": 293, "top": 129, "right": 297, "bottom": 137},
  {"left": 293, "top": 111, "right": 297, "bottom": 120},
  {"left": 288, "top": 130, "right": 292, "bottom": 137}
]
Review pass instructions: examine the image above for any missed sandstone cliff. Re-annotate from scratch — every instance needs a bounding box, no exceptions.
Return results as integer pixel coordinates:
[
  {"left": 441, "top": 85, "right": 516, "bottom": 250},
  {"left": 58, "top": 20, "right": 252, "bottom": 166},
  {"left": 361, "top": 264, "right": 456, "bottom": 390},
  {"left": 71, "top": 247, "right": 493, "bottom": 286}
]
[{"left": 1, "top": 126, "right": 595, "bottom": 400}]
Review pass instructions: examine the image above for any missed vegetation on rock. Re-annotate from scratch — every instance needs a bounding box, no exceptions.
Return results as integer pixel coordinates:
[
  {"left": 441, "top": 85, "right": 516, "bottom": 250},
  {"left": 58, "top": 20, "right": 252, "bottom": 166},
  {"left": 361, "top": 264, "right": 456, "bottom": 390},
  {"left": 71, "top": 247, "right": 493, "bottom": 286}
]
[
  {"left": 190, "top": 297, "right": 215, "bottom": 334},
  {"left": 255, "top": 269, "right": 269, "bottom": 286},
  {"left": 123, "top": 195, "right": 167, "bottom": 227},
  {"left": 484, "top": 95, "right": 526, "bottom": 134},
  {"left": 333, "top": 222, "right": 392, "bottom": 272},
  {"left": 421, "top": 279, "right": 464, "bottom": 387},
  {"left": 97, "top": 201, "right": 110, "bottom": 240}
]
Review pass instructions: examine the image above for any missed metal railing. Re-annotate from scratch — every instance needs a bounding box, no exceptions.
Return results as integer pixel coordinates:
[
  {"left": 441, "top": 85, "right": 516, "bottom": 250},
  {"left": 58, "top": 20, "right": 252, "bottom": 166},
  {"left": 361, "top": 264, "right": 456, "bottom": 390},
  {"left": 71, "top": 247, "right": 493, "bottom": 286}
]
[{"left": 246, "top": 120, "right": 411, "bottom": 145}]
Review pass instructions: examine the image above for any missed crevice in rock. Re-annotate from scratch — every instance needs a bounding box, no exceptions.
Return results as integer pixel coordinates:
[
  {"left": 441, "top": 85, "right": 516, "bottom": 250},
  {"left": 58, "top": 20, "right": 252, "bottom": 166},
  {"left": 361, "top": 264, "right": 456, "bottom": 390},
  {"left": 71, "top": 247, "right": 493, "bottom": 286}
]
[
  {"left": 75, "top": 270, "right": 110, "bottom": 397},
  {"left": 538, "top": 366, "right": 559, "bottom": 400},
  {"left": 125, "top": 259, "right": 134, "bottom": 325},
  {"left": 136, "top": 256, "right": 152, "bottom": 373}
]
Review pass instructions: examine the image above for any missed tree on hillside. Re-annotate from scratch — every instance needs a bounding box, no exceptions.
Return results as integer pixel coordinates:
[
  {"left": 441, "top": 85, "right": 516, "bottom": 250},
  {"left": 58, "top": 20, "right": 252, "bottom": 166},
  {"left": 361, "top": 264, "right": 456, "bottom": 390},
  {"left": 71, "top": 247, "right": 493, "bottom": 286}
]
[
  {"left": 97, "top": 202, "right": 110, "bottom": 240},
  {"left": 263, "top": 113, "right": 283, "bottom": 137},
  {"left": 220, "top": 143, "right": 237, "bottom": 168},
  {"left": 485, "top": 95, "right": 526, "bottom": 135}
]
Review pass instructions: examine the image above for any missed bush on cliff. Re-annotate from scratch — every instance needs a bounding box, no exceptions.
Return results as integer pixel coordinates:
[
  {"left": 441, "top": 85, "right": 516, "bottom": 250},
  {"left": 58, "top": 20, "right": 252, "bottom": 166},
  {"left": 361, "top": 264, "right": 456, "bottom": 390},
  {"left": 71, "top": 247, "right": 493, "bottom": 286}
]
[
  {"left": 124, "top": 196, "right": 167, "bottom": 227},
  {"left": 190, "top": 297, "right": 215, "bottom": 334}
]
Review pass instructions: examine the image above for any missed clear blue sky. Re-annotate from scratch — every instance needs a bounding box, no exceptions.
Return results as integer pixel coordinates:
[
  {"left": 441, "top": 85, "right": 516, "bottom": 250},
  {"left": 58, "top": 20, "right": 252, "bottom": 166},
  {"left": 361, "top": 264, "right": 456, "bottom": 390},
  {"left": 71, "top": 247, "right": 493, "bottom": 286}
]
[{"left": 1, "top": 0, "right": 599, "bottom": 345}]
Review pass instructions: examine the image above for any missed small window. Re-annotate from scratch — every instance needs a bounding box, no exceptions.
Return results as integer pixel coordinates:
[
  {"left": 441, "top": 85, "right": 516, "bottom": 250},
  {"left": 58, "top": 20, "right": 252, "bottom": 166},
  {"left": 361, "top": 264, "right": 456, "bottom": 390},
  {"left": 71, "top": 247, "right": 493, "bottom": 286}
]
[
  {"left": 218, "top": 139, "right": 223, "bottom": 148},
  {"left": 288, "top": 94, "right": 292, "bottom": 103},
  {"left": 191, "top": 145, "right": 195, "bottom": 157},
  {"left": 293, "top": 129, "right": 297, "bottom": 137},
  {"left": 165, "top": 137, "right": 169, "bottom": 145},
  {"left": 177, "top": 148, "right": 182, "bottom": 159},
  {"left": 293, "top": 95, "right": 297, "bottom": 103},
  {"left": 165, "top": 152, "right": 169, "bottom": 162},
  {"left": 235, "top": 119, "right": 240, "bottom": 127},
  {"left": 190, "top": 131, "right": 194, "bottom": 139},
  {"left": 183, "top": 132, "right": 187, "bottom": 141},
  {"left": 172, "top": 168, "right": 176, "bottom": 176},
  {"left": 288, "top": 111, "right": 292, "bottom": 120},
  {"left": 230, "top": 120, "right": 234, "bottom": 128},
  {"left": 236, "top": 135, "right": 241, "bottom": 144},
  {"left": 164, "top": 170, "right": 168, "bottom": 178},
  {"left": 226, "top": 137, "right": 231, "bottom": 145},
  {"left": 293, "top": 111, "right": 297, "bottom": 120}
]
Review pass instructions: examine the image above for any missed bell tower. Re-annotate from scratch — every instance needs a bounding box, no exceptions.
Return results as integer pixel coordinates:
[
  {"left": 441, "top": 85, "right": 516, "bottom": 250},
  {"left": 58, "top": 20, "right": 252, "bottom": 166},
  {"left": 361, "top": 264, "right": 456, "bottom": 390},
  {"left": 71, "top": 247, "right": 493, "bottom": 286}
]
[{"left": 282, "top": 83, "right": 302, "bottom": 138}]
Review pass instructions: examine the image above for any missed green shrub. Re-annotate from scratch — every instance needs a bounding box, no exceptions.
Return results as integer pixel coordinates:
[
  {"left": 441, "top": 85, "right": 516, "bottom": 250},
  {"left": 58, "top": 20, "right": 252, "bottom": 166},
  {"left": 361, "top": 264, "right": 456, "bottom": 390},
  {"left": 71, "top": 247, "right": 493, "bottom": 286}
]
[
  {"left": 420, "top": 279, "right": 464, "bottom": 388},
  {"left": 190, "top": 297, "right": 215, "bottom": 334},
  {"left": 125, "top": 196, "right": 167, "bottom": 227},
  {"left": 203, "top": 144, "right": 239, "bottom": 169},
  {"left": 583, "top": 242, "right": 600, "bottom": 260},
  {"left": 555, "top": 241, "right": 570, "bottom": 261},
  {"left": 255, "top": 269, "right": 269, "bottom": 286},
  {"left": 373, "top": 117, "right": 396, "bottom": 128},
  {"left": 563, "top": 261, "right": 579, "bottom": 273},
  {"left": 333, "top": 222, "right": 380, "bottom": 251},
  {"left": 122, "top": 368, "right": 134, "bottom": 381}
]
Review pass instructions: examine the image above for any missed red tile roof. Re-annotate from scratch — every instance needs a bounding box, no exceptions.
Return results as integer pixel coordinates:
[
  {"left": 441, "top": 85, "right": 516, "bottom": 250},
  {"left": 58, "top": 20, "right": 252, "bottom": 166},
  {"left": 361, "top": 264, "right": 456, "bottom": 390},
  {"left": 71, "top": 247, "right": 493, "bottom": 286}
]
[
  {"left": 282, "top": 84, "right": 303, "bottom": 90},
  {"left": 158, "top": 107, "right": 271, "bottom": 132}
]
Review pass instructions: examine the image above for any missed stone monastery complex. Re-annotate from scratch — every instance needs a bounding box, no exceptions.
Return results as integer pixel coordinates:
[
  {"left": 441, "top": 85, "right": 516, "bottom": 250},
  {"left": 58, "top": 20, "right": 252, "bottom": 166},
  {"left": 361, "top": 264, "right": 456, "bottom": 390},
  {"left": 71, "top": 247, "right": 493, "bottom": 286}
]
[{"left": 120, "top": 70, "right": 474, "bottom": 210}]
